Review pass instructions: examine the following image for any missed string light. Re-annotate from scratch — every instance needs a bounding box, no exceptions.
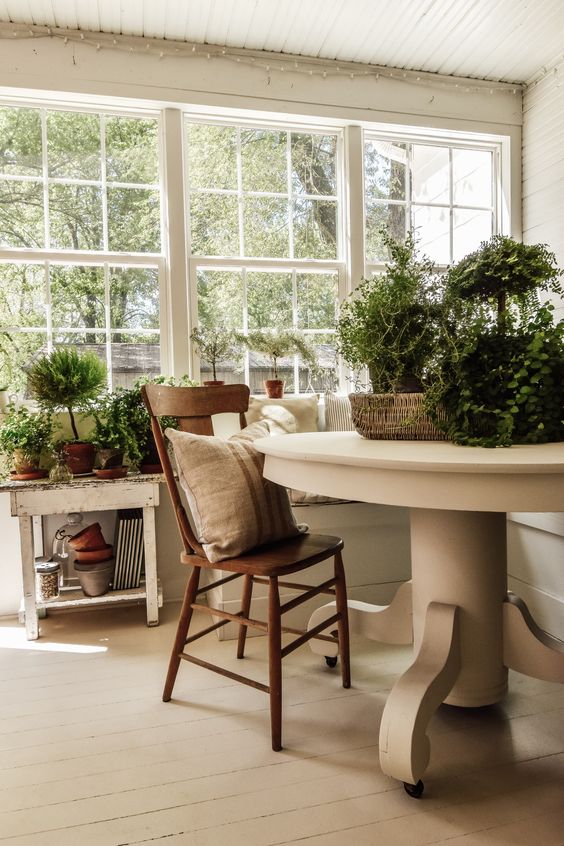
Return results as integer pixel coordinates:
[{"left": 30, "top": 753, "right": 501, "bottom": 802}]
[{"left": 0, "top": 21, "right": 523, "bottom": 95}]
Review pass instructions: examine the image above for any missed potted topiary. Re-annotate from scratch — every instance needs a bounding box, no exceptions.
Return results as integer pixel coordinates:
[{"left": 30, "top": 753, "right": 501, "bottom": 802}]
[
  {"left": 428, "top": 235, "right": 564, "bottom": 446},
  {"left": 27, "top": 348, "right": 107, "bottom": 474},
  {"left": 336, "top": 229, "right": 446, "bottom": 439},
  {"left": 243, "top": 328, "right": 318, "bottom": 398},
  {"left": 190, "top": 325, "right": 243, "bottom": 386},
  {"left": 0, "top": 405, "right": 53, "bottom": 479}
]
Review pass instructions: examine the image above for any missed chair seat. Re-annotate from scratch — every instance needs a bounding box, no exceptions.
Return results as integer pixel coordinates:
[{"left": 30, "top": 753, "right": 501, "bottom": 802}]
[{"left": 181, "top": 533, "right": 344, "bottom": 577}]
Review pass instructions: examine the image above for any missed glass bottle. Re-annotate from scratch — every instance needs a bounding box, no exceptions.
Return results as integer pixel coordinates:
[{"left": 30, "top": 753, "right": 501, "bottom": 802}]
[
  {"left": 52, "top": 512, "right": 84, "bottom": 587},
  {"left": 49, "top": 450, "right": 73, "bottom": 484}
]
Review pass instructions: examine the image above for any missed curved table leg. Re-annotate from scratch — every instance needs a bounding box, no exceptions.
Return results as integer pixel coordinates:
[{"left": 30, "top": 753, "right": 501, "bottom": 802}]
[
  {"left": 503, "top": 593, "right": 564, "bottom": 683},
  {"left": 307, "top": 580, "right": 413, "bottom": 658},
  {"left": 379, "top": 602, "right": 461, "bottom": 786}
]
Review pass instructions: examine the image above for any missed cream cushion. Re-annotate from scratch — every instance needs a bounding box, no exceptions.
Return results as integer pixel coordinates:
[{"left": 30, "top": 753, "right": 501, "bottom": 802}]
[
  {"left": 165, "top": 421, "right": 306, "bottom": 564},
  {"left": 244, "top": 395, "right": 319, "bottom": 435},
  {"left": 325, "top": 392, "right": 355, "bottom": 431}
]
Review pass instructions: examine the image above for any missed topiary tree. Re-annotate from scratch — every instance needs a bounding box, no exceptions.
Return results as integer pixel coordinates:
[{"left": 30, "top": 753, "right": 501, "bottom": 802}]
[{"left": 28, "top": 348, "right": 107, "bottom": 441}]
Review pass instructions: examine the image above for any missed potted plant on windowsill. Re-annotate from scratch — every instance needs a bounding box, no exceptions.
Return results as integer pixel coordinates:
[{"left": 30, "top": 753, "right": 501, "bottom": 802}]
[
  {"left": 336, "top": 229, "right": 447, "bottom": 439},
  {"left": 190, "top": 325, "right": 244, "bottom": 386},
  {"left": 427, "top": 235, "right": 564, "bottom": 446},
  {"left": 27, "top": 348, "right": 107, "bottom": 474},
  {"left": 91, "top": 390, "right": 145, "bottom": 478},
  {"left": 243, "top": 329, "right": 318, "bottom": 398},
  {"left": 0, "top": 405, "right": 53, "bottom": 480}
]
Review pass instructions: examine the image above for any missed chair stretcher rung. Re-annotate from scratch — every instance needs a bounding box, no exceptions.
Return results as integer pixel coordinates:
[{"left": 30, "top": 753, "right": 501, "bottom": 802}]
[
  {"left": 253, "top": 576, "right": 336, "bottom": 595},
  {"left": 197, "top": 572, "right": 241, "bottom": 594},
  {"left": 280, "top": 624, "right": 338, "bottom": 644},
  {"left": 179, "top": 652, "right": 269, "bottom": 693},
  {"left": 281, "top": 613, "right": 341, "bottom": 659},
  {"left": 280, "top": 578, "right": 336, "bottom": 615},
  {"left": 190, "top": 601, "right": 268, "bottom": 631},
  {"left": 184, "top": 618, "right": 230, "bottom": 644}
]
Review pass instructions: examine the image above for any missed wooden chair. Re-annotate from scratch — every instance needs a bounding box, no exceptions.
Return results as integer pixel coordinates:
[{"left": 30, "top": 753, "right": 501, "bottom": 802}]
[{"left": 141, "top": 382, "right": 350, "bottom": 751}]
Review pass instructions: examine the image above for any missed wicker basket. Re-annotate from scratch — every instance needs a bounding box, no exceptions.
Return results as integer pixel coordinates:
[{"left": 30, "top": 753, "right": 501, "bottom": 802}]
[{"left": 349, "top": 392, "right": 448, "bottom": 441}]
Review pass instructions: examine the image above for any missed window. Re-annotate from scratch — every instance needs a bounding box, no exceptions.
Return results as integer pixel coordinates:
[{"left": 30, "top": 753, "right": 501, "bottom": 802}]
[
  {"left": 364, "top": 135, "right": 496, "bottom": 270},
  {"left": 0, "top": 105, "right": 162, "bottom": 391},
  {"left": 186, "top": 120, "right": 343, "bottom": 393}
]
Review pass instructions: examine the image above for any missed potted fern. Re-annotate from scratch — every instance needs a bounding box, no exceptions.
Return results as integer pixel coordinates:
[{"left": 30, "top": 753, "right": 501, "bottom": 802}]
[
  {"left": 28, "top": 349, "right": 107, "bottom": 474},
  {"left": 243, "top": 329, "right": 318, "bottom": 397}
]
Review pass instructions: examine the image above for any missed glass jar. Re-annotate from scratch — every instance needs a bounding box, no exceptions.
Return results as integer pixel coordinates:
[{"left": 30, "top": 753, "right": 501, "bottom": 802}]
[
  {"left": 52, "top": 512, "right": 84, "bottom": 587},
  {"left": 49, "top": 452, "right": 73, "bottom": 484},
  {"left": 35, "top": 558, "right": 60, "bottom": 602}
]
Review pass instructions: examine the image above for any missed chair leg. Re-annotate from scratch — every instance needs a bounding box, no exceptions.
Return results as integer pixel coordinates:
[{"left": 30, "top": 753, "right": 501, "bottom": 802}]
[
  {"left": 334, "top": 550, "right": 351, "bottom": 689},
  {"left": 163, "top": 565, "right": 201, "bottom": 702},
  {"left": 268, "top": 576, "right": 283, "bottom": 751},
  {"left": 237, "top": 574, "right": 254, "bottom": 660}
]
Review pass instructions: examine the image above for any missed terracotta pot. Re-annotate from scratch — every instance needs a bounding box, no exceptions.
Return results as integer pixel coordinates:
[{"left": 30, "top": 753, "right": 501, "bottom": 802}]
[
  {"left": 264, "top": 379, "right": 285, "bottom": 399},
  {"left": 10, "top": 469, "right": 48, "bottom": 481},
  {"left": 75, "top": 544, "right": 113, "bottom": 564},
  {"left": 96, "top": 448, "right": 125, "bottom": 470},
  {"left": 63, "top": 442, "right": 96, "bottom": 475},
  {"left": 74, "top": 559, "right": 115, "bottom": 597},
  {"left": 93, "top": 466, "right": 128, "bottom": 480},
  {"left": 68, "top": 521, "right": 107, "bottom": 551},
  {"left": 12, "top": 449, "right": 41, "bottom": 475},
  {"left": 140, "top": 434, "right": 162, "bottom": 474},
  {"left": 203, "top": 380, "right": 225, "bottom": 386}
]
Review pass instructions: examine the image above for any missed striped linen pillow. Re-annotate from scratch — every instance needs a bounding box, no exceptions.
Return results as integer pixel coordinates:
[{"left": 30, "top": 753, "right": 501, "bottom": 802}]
[
  {"left": 324, "top": 392, "right": 355, "bottom": 431},
  {"left": 165, "top": 422, "right": 306, "bottom": 563}
]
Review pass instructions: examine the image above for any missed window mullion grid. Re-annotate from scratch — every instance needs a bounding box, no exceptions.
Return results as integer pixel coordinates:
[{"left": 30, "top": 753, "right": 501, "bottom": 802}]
[
  {"left": 449, "top": 147, "right": 454, "bottom": 263},
  {"left": 406, "top": 143, "right": 413, "bottom": 237},
  {"left": 40, "top": 110, "right": 53, "bottom": 353},
  {"left": 287, "top": 130, "right": 295, "bottom": 261},
  {"left": 44, "top": 261, "right": 53, "bottom": 354},
  {"left": 104, "top": 263, "right": 112, "bottom": 390},
  {"left": 242, "top": 266, "right": 250, "bottom": 385},
  {"left": 100, "top": 114, "right": 109, "bottom": 253},
  {"left": 292, "top": 267, "right": 299, "bottom": 391}
]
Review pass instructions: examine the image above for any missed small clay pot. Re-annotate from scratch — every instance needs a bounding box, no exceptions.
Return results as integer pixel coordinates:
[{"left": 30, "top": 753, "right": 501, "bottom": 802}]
[
  {"left": 264, "top": 379, "right": 284, "bottom": 399},
  {"left": 68, "top": 522, "right": 107, "bottom": 552},
  {"left": 63, "top": 442, "right": 96, "bottom": 475},
  {"left": 75, "top": 544, "right": 113, "bottom": 564},
  {"left": 74, "top": 559, "right": 115, "bottom": 597},
  {"left": 203, "top": 380, "right": 225, "bottom": 386},
  {"left": 93, "top": 466, "right": 128, "bottom": 479}
]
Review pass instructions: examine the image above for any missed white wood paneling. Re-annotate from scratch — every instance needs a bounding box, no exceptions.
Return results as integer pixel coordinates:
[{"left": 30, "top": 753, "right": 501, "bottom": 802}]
[{"left": 0, "top": 0, "right": 562, "bottom": 84}]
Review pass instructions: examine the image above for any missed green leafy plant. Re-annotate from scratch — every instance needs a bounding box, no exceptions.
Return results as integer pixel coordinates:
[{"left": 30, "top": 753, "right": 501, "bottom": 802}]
[
  {"left": 336, "top": 230, "right": 445, "bottom": 393},
  {"left": 190, "top": 325, "right": 243, "bottom": 381},
  {"left": 92, "top": 390, "right": 143, "bottom": 466},
  {"left": 428, "top": 236, "right": 564, "bottom": 446},
  {"left": 27, "top": 349, "right": 107, "bottom": 441},
  {"left": 0, "top": 405, "right": 53, "bottom": 470},
  {"left": 242, "top": 329, "right": 317, "bottom": 379}
]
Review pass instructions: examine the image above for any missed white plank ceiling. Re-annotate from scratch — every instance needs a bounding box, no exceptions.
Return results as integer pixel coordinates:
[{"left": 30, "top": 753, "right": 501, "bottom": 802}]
[{"left": 0, "top": 0, "right": 562, "bottom": 85}]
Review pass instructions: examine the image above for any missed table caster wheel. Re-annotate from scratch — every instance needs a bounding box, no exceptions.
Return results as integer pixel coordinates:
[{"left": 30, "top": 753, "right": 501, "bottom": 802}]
[
  {"left": 325, "top": 655, "right": 338, "bottom": 668},
  {"left": 404, "top": 780, "right": 424, "bottom": 798}
]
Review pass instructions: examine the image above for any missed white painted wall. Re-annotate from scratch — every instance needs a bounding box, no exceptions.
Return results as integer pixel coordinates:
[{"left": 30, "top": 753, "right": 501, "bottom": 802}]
[{"left": 507, "top": 63, "right": 564, "bottom": 640}]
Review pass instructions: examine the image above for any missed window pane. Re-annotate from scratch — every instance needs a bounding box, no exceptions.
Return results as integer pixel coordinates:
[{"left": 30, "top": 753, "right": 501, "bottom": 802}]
[
  {"left": 303, "top": 332, "right": 338, "bottom": 393},
  {"left": 297, "top": 273, "right": 338, "bottom": 329},
  {"left": 47, "top": 111, "right": 101, "bottom": 180},
  {"left": 412, "top": 204, "right": 450, "bottom": 264},
  {"left": 1, "top": 331, "right": 48, "bottom": 396},
  {"left": 453, "top": 209, "right": 493, "bottom": 261},
  {"left": 109, "top": 335, "right": 160, "bottom": 389},
  {"left": 197, "top": 269, "right": 244, "bottom": 331},
  {"left": 190, "top": 193, "right": 239, "bottom": 256},
  {"left": 412, "top": 144, "right": 449, "bottom": 204},
  {"left": 453, "top": 149, "right": 492, "bottom": 207},
  {"left": 110, "top": 267, "right": 159, "bottom": 330},
  {"left": 186, "top": 124, "right": 237, "bottom": 190},
  {"left": 107, "top": 188, "right": 160, "bottom": 252},
  {"left": 365, "top": 202, "right": 406, "bottom": 261},
  {"left": 0, "top": 263, "right": 46, "bottom": 329},
  {"left": 105, "top": 116, "right": 158, "bottom": 184},
  {"left": 49, "top": 184, "right": 103, "bottom": 250},
  {"left": 293, "top": 198, "right": 337, "bottom": 259},
  {"left": 51, "top": 265, "right": 105, "bottom": 329},
  {"left": 243, "top": 196, "right": 289, "bottom": 258},
  {"left": 0, "top": 180, "right": 44, "bottom": 247},
  {"left": 291, "top": 133, "right": 336, "bottom": 196},
  {"left": 364, "top": 139, "right": 407, "bottom": 201},
  {"left": 0, "top": 107, "right": 42, "bottom": 176},
  {"left": 241, "top": 128, "right": 286, "bottom": 193},
  {"left": 247, "top": 272, "right": 292, "bottom": 330}
]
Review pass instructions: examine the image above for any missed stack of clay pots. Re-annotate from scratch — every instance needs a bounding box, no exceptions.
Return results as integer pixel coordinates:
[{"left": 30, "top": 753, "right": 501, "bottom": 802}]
[{"left": 69, "top": 522, "right": 114, "bottom": 597}]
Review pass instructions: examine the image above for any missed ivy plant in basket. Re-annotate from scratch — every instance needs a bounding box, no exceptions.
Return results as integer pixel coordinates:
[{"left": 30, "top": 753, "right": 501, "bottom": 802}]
[
  {"left": 426, "top": 235, "right": 564, "bottom": 447},
  {"left": 335, "top": 230, "right": 447, "bottom": 439}
]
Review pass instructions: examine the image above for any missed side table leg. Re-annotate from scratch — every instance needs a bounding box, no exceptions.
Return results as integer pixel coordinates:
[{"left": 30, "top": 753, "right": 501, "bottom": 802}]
[
  {"left": 307, "top": 580, "right": 413, "bottom": 657},
  {"left": 503, "top": 593, "right": 564, "bottom": 683},
  {"left": 19, "top": 516, "right": 38, "bottom": 640},
  {"left": 379, "top": 601, "right": 460, "bottom": 787},
  {"left": 143, "top": 506, "right": 159, "bottom": 627}
]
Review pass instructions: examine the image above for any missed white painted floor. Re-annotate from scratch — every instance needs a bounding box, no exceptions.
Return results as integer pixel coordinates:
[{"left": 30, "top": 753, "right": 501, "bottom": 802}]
[{"left": 0, "top": 602, "right": 563, "bottom": 845}]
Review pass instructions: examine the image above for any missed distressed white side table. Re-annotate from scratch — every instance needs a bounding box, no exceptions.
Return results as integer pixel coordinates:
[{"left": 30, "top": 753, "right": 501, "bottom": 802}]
[{"left": 1, "top": 473, "right": 163, "bottom": 640}]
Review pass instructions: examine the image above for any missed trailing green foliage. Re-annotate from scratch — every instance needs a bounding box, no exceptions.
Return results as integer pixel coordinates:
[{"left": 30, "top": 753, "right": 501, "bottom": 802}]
[
  {"left": 336, "top": 230, "right": 445, "bottom": 392},
  {"left": 28, "top": 349, "right": 107, "bottom": 441},
  {"left": 427, "top": 236, "right": 564, "bottom": 446},
  {"left": 0, "top": 405, "right": 53, "bottom": 465}
]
